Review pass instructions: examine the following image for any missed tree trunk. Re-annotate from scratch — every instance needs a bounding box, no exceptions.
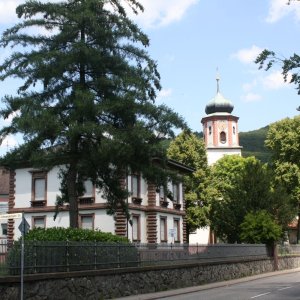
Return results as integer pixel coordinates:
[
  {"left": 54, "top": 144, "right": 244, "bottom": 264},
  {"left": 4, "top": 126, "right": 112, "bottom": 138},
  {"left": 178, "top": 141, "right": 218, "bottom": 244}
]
[{"left": 67, "top": 162, "right": 79, "bottom": 228}]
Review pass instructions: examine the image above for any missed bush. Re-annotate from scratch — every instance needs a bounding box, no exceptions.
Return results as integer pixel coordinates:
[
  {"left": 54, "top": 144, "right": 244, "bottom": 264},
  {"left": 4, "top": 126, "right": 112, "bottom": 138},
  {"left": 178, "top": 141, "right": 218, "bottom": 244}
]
[
  {"left": 240, "top": 210, "right": 282, "bottom": 245},
  {"left": 7, "top": 228, "right": 138, "bottom": 274},
  {"left": 24, "top": 227, "right": 130, "bottom": 243}
]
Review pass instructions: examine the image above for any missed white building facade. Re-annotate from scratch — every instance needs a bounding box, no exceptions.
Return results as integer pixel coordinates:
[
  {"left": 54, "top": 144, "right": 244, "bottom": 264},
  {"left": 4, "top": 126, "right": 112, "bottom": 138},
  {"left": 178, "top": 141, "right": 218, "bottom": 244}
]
[{"left": 7, "top": 160, "right": 192, "bottom": 244}]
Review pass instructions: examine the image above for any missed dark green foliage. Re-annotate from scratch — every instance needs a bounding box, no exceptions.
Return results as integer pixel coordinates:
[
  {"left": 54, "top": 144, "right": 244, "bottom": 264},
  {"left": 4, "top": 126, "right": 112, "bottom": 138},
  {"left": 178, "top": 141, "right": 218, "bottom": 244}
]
[
  {"left": 209, "top": 155, "right": 292, "bottom": 243},
  {"left": 0, "top": 0, "right": 187, "bottom": 227},
  {"left": 239, "top": 126, "right": 271, "bottom": 163},
  {"left": 24, "top": 227, "right": 129, "bottom": 242},
  {"left": 240, "top": 211, "right": 282, "bottom": 245},
  {"left": 167, "top": 131, "right": 210, "bottom": 236},
  {"left": 7, "top": 227, "right": 139, "bottom": 274}
]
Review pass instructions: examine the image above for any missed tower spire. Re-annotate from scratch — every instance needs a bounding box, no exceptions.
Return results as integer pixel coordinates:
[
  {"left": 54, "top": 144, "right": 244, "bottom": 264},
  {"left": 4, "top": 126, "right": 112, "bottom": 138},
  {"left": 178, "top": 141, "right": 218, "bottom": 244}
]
[{"left": 216, "top": 68, "right": 220, "bottom": 93}]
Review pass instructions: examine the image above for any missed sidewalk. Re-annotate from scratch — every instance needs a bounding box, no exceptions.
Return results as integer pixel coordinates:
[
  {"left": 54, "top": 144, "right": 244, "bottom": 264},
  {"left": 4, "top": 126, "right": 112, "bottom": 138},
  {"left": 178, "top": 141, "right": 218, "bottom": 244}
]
[{"left": 115, "top": 267, "right": 300, "bottom": 300}]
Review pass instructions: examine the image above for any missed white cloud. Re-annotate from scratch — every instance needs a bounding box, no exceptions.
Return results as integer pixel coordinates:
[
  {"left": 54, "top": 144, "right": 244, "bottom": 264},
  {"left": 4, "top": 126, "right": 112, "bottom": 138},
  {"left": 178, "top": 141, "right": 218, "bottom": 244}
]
[
  {"left": 231, "top": 45, "right": 264, "bottom": 64},
  {"left": 262, "top": 70, "right": 292, "bottom": 90},
  {"left": 0, "top": 0, "right": 65, "bottom": 25},
  {"left": 241, "top": 92, "right": 262, "bottom": 103},
  {"left": 157, "top": 88, "right": 172, "bottom": 99},
  {"left": 266, "top": 0, "right": 300, "bottom": 23},
  {"left": 0, "top": 0, "right": 22, "bottom": 24},
  {"left": 134, "top": 0, "right": 199, "bottom": 28},
  {"left": 0, "top": 135, "right": 17, "bottom": 149},
  {"left": 0, "top": 0, "right": 199, "bottom": 29}
]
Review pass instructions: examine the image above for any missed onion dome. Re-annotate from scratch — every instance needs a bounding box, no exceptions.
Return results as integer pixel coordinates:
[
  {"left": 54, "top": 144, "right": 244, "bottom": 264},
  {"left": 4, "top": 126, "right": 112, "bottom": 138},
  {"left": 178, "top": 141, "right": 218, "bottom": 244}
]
[{"left": 205, "top": 73, "right": 234, "bottom": 115}]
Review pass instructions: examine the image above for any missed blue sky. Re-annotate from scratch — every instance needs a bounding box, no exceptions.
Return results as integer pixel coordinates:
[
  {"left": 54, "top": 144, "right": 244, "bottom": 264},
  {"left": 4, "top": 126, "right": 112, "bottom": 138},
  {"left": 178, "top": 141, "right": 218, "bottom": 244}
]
[{"left": 0, "top": 0, "right": 300, "bottom": 154}]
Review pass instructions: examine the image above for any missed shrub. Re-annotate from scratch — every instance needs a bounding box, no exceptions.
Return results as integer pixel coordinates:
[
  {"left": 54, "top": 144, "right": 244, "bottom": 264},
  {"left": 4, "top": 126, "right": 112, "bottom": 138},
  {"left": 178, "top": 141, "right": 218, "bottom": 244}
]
[
  {"left": 240, "top": 210, "right": 282, "bottom": 245},
  {"left": 24, "top": 227, "right": 129, "bottom": 243},
  {"left": 7, "top": 228, "right": 138, "bottom": 274}
]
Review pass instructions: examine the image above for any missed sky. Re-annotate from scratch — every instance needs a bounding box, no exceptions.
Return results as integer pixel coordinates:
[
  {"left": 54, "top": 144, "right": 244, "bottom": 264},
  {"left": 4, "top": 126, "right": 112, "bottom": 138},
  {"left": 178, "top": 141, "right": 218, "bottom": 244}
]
[{"left": 0, "top": 0, "right": 300, "bottom": 154}]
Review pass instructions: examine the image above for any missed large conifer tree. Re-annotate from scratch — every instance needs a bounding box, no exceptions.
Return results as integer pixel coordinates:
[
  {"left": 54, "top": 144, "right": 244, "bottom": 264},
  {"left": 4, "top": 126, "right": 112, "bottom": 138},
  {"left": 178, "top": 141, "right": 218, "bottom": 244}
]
[{"left": 0, "top": 0, "right": 186, "bottom": 227}]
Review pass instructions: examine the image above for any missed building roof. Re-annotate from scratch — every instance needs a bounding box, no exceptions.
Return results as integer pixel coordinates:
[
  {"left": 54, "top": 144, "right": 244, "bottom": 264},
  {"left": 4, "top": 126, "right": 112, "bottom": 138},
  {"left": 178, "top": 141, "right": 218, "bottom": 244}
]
[{"left": 205, "top": 74, "right": 234, "bottom": 115}]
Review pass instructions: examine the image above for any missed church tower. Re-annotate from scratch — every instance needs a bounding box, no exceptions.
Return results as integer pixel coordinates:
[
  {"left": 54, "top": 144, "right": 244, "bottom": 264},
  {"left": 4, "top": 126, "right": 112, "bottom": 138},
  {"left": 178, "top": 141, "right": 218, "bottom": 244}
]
[{"left": 201, "top": 74, "right": 242, "bottom": 165}]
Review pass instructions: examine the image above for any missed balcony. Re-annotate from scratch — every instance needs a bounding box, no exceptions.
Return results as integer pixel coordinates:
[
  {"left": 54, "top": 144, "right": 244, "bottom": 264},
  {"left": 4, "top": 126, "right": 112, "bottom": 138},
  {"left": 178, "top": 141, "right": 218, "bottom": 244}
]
[
  {"left": 79, "top": 197, "right": 95, "bottom": 205},
  {"left": 31, "top": 200, "right": 46, "bottom": 208},
  {"left": 132, "top": 197, "right": 142, "bottom": 205}
]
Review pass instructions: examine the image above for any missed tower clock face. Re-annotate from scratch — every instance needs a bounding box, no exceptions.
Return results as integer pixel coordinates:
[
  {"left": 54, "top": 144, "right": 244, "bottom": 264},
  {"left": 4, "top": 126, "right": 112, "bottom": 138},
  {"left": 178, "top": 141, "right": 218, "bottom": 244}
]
[{"left": 218, "top": 120, "right": 227, "bottom": 130}]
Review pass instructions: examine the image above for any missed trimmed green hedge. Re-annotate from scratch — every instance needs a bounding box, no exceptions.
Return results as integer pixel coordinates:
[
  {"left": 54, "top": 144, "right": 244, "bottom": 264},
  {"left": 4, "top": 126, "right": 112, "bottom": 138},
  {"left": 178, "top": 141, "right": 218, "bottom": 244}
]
[
  {"left": 7, "top": 228, "right": 138, "bottom": 274},
  {"left": 24, "top": 227, "right": 129, "bottom": 243}
]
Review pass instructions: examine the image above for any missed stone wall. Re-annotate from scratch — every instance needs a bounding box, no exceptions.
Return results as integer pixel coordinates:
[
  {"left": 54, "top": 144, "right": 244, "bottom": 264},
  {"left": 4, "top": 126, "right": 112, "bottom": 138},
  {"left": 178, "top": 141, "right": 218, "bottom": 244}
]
[{"left": 1, "top": 256, "right": 300, "bottom": 300}]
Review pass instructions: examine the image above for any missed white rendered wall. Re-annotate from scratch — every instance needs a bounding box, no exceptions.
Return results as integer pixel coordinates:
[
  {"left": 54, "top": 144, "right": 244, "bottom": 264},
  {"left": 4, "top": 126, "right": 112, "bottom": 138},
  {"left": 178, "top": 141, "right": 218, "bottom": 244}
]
[
  {"left": 189, "top": 227, "right": 210, "bottom": 244},
  {"left": 207, "top": 148, "right": 242, "bottom": 166},
  {"left": 14, "top": 166, "right": 62, "bottom": 208}
]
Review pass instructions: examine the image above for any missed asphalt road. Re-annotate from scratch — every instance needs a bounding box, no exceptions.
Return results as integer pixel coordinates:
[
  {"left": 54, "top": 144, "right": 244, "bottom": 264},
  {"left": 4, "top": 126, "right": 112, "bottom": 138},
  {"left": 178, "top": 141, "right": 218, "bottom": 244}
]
[
  {"left": 161, "top": 271, "right": 300, "bottom": 300},
  {"left": 117, "top": 268, "right": 300, "bottom": 300}
]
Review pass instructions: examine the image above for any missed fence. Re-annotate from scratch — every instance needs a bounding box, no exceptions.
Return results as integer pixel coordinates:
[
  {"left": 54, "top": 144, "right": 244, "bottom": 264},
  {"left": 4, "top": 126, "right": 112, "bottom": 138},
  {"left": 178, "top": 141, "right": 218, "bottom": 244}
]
[{"left": 0, "top": 240, "right": 299, "bottom": 276}]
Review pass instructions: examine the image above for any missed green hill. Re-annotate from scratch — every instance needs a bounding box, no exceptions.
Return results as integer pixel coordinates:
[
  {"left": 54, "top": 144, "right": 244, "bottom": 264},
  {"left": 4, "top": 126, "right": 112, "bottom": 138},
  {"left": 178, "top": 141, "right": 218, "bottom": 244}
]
[{"left": 239, "top": 126, "right": 271, "bottom": 163}]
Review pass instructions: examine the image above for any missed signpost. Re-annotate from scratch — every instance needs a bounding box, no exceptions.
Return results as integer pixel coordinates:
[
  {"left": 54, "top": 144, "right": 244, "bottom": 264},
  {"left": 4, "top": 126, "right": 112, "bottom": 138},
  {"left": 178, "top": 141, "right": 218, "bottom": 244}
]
[
  {"left": 19, "top": 213, "right": 30, "bottom": 300},
  {"left": 0, "top": 212, "right": 29, "bottom": 300},
  {"left": 0, "top": 213, "right": 22, "bottom": 220}
]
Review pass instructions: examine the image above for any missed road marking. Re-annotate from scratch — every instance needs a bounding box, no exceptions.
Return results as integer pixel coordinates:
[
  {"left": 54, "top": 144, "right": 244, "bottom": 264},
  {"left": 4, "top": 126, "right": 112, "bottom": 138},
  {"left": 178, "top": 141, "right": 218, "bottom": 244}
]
[
  {"left": 251, "top": 292, "right": 271, "bottom": 299},
  {"left": 278, "top": 286, "right": 292, "bottom": 291}
]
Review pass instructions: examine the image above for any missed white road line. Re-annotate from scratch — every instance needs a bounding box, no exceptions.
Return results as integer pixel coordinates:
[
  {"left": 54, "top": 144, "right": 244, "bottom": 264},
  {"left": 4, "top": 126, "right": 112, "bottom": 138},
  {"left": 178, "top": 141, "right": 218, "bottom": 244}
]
[
  {"left": 250, "top": 292, "right": 271, "bottom": 299},
  {"left": 278, "top": 286, "right": 292, "bottom": 291}
]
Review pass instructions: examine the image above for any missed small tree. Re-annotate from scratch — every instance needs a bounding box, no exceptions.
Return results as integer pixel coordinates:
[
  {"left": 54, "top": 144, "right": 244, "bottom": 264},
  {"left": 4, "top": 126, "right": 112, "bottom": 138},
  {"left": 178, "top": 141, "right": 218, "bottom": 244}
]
[
  {"left": 167, "top": 131, "right": 210, "bottom": 238},
  {"left": 240, "top": 211, "right": 282, "bottom": 245}
]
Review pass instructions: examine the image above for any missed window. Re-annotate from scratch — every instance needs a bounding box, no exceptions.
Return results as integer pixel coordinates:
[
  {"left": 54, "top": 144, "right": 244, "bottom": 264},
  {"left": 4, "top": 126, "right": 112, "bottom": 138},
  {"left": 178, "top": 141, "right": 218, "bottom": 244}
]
[
  {"left": 31, "top": 172, "right": 47, "bottom": 207},
  {"left": 79, "top": 180, "right": 95, "bottom": 204},
  {"left": 172, "top": 183, "right": 180, "bottom": 203},
  {"left": 220, "top": 131, "right": 226, "bottom": 144},
  {"left": 209, "top": 126, "right": 212, "bottom": 135},
  {"left": 80, "top": 214, "right": 94, "bottom": 230},
  {"left": 131, "top": 174, "right": 141, "bottom": 198},
  {"left": 173, "top": 219, "right": 180, "bottom": 243},
  {"left": 233, "top": 126, "right": 236, "bottom": 135},
  {"left": 1, "top": 223, "right": 7, "bottom": 236},
  {"left": 159, "top": 186, "right": 165, "bottom": 200},
  {"left": 132, "top": 215, "right": 140, "bottom": 242},
  {"left": 160, "top": 217, "right": 167, "bottom": 242},
  {"left": 32, "top": 216, "right": 46, "bottom": 229}
]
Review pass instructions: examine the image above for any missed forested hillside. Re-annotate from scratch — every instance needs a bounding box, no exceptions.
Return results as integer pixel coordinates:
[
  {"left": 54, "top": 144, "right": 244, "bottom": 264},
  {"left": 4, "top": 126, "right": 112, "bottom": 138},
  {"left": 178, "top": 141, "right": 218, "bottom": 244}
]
[{"left": 239, "top": 126, "right": 271, "bottom": 163}]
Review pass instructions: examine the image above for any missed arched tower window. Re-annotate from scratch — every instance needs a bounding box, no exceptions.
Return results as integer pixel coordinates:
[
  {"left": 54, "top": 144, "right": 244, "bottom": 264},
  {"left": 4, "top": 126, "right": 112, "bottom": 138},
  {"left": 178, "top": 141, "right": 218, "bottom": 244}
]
[
  {"left": 209, "top": 126, "right": 212, "bottom": 135},
  {"left": 233, "top": 126, "right": 236, "bottom": 135},
  {"left": 220, "top": 131, "right": 226, "bottom": 144}
]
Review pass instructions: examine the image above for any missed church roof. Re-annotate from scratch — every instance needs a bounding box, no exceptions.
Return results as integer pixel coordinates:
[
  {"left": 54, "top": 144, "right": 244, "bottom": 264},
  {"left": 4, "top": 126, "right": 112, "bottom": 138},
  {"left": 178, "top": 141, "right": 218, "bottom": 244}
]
[{"left": 205, "top": 74, "right": 234, "bottom": 115}]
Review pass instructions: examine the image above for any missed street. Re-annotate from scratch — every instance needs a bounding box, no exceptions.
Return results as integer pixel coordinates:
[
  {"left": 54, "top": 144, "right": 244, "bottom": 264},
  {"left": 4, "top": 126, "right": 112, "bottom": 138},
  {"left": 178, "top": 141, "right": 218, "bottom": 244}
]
[
  {"left": 117, "top": 269, "right": 300, "bottom": 300},
  {"left": 158, "top": 271, "right": 300, "bottom": 300}
]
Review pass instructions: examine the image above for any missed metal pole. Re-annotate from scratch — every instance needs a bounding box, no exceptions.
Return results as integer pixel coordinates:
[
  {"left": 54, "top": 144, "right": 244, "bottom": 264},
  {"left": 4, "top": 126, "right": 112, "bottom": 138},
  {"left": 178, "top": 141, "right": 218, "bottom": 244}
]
[{"left": 20, "top": 212, "right": 24, "bottom": 300}]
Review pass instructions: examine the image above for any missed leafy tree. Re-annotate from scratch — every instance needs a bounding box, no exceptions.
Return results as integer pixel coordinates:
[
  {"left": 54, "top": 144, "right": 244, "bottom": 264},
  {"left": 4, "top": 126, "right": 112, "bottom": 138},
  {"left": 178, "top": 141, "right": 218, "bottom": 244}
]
[
  {"left": 0, "top": 0, "right": 186, "bottom": 227},
  {"left": 167, "top": 131, "right": 210, "bottom": 238},
  {"left": 209, "top": 155, "right": 291, "bottom": 243},
  {"left": 264, "top": 117, "right": 300, "bottom": 241},
  {"left": 240, "top": 211, "right": 282, "bottom": 245}
]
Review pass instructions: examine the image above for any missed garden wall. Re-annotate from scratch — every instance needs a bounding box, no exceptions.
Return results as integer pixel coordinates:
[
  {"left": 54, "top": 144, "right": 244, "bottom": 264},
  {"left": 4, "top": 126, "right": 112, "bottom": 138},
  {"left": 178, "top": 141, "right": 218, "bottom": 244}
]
[{"left": 1, "top": 256, "right": 300, "bottom": 300}]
